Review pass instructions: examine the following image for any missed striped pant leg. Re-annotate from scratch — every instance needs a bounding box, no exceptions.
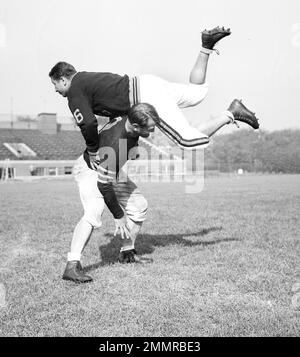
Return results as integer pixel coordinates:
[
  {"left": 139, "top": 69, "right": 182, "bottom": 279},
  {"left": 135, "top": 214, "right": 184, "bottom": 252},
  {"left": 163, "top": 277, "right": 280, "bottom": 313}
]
[{"left": 137, "top": 74, "right": 209, "bottom": 149}]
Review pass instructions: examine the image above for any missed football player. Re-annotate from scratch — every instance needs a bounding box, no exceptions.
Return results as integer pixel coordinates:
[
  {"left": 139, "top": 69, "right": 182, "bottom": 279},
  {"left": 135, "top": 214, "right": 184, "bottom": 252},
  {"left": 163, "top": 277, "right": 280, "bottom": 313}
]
[
  {"left": 49, "top": 26, "right": 259, "bottom": 171},
  {"left": 63, "top": 101, "right": 259, "bottom": 283}
]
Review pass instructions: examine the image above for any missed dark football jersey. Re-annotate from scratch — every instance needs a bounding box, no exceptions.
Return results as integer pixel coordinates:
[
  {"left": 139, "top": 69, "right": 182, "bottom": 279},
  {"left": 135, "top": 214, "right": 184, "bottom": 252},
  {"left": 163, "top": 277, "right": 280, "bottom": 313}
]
[
  {"left": 83, "top": 116, "right": 139, "bottom": 182},
  {"left": 83, "top": 116, "right": 139, "bottom": 219},
  {"left": 67, "top": 72, "right": 131, "bottom": 153}
]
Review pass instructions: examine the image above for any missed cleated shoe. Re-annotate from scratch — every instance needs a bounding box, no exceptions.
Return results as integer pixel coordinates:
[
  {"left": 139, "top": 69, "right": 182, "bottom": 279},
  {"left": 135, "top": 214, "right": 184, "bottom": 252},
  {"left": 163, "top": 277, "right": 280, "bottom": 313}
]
[
  {"left": 62, "top": 261, "right": 93, "bottom": 283},
  {"left": 228, "top": 99, "right": 260, "bottom": 129},
  {"left": 202, "top": 26, "right": 231, "bottom": 50},
  {"left": 118, "top": 249, "right": 153, "bottom": 264}
]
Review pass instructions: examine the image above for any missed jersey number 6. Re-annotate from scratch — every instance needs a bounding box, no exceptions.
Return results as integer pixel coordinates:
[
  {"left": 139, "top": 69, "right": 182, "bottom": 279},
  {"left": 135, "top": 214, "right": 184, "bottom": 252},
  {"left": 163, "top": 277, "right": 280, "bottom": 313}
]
[{"left": 74, "top": 109, "right": 84, "bottom": 124}]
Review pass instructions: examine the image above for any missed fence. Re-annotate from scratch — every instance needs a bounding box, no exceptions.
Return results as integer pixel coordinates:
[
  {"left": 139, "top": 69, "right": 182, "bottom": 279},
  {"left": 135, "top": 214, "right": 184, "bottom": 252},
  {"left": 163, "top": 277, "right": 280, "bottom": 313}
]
[
  {"left": 0, "top": 160, "right": 75, "bottom": 180},
  {"left": 0, "top": 158, "right": 187, "bottom": 182}
]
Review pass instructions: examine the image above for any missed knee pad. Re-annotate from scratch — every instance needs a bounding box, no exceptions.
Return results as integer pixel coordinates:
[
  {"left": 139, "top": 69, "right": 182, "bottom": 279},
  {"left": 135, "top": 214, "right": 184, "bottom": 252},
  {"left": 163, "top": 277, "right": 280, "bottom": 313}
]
[{"left": 126, "top": 196, "right": 148, "bottom": 223}]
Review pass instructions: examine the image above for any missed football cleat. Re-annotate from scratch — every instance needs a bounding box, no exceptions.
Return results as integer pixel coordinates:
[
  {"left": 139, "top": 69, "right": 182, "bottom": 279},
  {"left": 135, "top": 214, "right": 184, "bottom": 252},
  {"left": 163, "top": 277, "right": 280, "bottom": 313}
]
[
  {"left": 202, "top": 26, "right": 231, "bottom": 50},
  {"left": 118, "top": 249, "right": 153, "bottom": 264},
  {"left": 228, "top": 99, "right": 260, "bottom": 129},
  {"left": 62, "top": 261, "right": 93, "bottom": 283}
]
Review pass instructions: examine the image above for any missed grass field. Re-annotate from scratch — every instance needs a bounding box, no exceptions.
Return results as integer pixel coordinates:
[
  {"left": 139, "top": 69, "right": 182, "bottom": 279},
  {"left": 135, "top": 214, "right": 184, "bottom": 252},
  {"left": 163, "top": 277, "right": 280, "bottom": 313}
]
[{"left": 0, "top": 174, "right": 299, "bottom": 337}]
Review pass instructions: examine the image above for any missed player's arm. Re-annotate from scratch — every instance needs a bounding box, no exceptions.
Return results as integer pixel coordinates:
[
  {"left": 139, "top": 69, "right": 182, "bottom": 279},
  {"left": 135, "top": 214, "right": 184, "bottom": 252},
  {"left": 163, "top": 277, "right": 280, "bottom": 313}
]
[
  {"left": 68, "top": 95, "right": 100, "bottom": 169},
  {"left": 97, "top": 182, "right": 123, "bottom": 219},
  {"left": 97, "top": 181, "right": 130, "bottom": 239}
]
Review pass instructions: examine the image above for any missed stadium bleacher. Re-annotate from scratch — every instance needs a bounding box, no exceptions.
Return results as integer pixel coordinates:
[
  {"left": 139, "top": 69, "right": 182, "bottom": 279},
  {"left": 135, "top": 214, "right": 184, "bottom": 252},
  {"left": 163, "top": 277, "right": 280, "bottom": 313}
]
[
  {"left": 0, "top": 114, "right": 186, "bottom": 179},
  {"left": 0, "top": 128, "right": 164, "bottom": 162},
  {"left": 0, "top": 128, "right": 85, "bottom": 160}
]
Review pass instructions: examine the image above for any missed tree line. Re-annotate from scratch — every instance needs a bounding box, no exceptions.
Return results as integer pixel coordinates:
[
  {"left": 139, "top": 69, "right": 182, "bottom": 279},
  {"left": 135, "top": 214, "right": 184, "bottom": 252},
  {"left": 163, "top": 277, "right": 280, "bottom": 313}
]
[{"left": 204, "top": 129, "right": 300, "bottom": 173}]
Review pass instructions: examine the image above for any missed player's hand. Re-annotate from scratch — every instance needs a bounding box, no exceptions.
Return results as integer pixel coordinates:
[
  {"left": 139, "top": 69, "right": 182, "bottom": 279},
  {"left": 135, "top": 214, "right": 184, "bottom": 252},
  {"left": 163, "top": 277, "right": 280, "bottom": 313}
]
[
  {"left": 88, "top": 151, "right": 100, "bottom": 171},
  {"left": 114, "top": 216, "right": 131, "bottom": 240}
]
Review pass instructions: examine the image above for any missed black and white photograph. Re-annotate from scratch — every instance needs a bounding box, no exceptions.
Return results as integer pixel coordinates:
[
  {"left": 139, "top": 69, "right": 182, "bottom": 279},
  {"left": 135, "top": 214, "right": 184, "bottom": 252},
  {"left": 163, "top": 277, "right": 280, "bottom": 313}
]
[{"left": 0, "top": 0, "right": 299, "bottom": 341}]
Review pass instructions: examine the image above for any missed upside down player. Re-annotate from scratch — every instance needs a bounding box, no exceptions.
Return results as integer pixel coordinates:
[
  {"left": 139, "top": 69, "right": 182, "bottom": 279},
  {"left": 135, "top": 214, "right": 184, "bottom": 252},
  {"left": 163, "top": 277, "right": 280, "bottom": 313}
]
[
  {"left": 63, "top": 102, "right": 260, "bottom": 283},
  {"left": 49, "top": 26, "right": 260, "bottom": 173}
]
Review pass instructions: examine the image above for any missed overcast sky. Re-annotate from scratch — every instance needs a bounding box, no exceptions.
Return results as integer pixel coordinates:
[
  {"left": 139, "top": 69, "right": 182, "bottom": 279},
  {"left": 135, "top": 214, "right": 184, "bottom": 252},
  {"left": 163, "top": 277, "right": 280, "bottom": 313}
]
[{"left": 0, "top": 0, "right": 299, "bottom": 131}]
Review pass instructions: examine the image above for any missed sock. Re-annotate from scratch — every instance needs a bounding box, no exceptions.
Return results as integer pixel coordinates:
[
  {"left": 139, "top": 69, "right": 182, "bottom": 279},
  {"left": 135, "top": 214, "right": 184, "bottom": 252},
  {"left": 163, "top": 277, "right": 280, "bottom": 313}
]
[
  {"left": 67, "top": 252, "right": 81, "bottom": 262},
  {"left": 200, "top": 47, "right": 213, "bottom": 55},
  {"left": 223, "top": 110, "right": 235, "bottom": 123},
  {"left": 201, "top": 47, "right": 220, "bottom": 55},
  {"left": 120, "top": 245, "right": 135, "bottom": 252}
]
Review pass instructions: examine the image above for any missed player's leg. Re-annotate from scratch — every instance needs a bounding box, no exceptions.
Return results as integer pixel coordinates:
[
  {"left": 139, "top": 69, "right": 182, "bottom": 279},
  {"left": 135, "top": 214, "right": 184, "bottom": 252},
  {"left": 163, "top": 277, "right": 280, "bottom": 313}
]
[
  {"left": 116, "top": 178, "right": 146, "bottom": 258},
  {"left": 63, "top": 219, "right": 94, "bottom": 283},
  {"left": 139, "top": 72, "right": 259, "bottom": 143},
  {"left": 190, "top": 26, "right": 231, "bottom": 84},
  {"left": 198, "top": 111, "right": 234, "bottom": 137},
  {"left": 69, "top": 219, "right": 93, "bottom": 263},
  {"left": 139, "top": 79, "right": 259, "bottom": 147},
  {"left": 189, "top": 51, "right": 210, "bottom": 85},
  {"left": 172, "top": 26, "right": 232, "bottom": 109},
  {"left": 113, "top": 174, "right": 151, "bottom": 264},
  {"left": 63, "top": 156, "right": 104, "bottom": 283},
  {"left": 120, "top": 220, "right": 142, "bottom": 254},
  {"left": 185, "top": 27, "right": 259, "bottom": 135},
  {"left": 198, "top": 99, "right": 260, "bottom": 137},
  {"left": 135, "top": 27, "right": 233, "bottom": 149}
]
